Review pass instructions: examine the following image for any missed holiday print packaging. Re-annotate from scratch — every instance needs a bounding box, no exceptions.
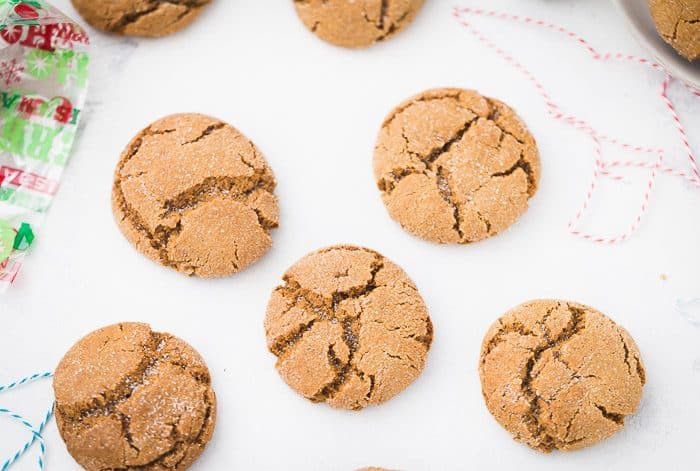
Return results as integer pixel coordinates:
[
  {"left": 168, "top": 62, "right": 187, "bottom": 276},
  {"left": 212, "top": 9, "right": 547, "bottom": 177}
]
[{"left": 0, "top": 0, "right": 89, "bottom": 291}]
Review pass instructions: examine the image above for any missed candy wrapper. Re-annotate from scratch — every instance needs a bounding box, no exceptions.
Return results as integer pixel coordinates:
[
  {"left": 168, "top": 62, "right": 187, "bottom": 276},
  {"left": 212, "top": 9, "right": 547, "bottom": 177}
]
[{"left": 0, "top": 0, "right": 89, "bottom": 292}]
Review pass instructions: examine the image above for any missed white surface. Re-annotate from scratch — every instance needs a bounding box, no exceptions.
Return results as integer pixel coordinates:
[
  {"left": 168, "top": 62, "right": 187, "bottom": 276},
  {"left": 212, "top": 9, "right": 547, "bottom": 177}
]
[
  {"left": 2, "top": 0, "right": 700, "bottom": 470},
  {"left": 614, "top": 0, "right": 700, "bottom": 90}
]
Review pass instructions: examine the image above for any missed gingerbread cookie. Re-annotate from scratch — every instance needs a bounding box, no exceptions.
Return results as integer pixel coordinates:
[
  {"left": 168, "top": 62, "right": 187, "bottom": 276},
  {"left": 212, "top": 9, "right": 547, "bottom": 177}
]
[
  {"left": 479, "top": 300, "right": 645, "bottom": 452},
  {"left": 649, "top": 0, "right": 700, "bottom": 61},
  {"left": 70, "top": 0, "right": 211, "bottom": 37},
  {"left": 53, "top": 323, "right": 216, "bottom": 471},
  {"left": 374, "top": 88, "right": 541, "bottom": 244},
  {"left": 265, "top": 245, "right": 433, "bottom": 410},
  {"left": 112, "top": 113, "right": 279, "bottom": 278},
  {"left": 293, "top": 0, "right": 425, "bottom": 48}
]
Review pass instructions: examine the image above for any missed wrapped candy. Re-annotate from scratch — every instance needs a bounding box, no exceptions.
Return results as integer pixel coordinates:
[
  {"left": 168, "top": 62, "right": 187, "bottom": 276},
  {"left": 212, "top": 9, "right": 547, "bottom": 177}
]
[{"left": 0, "top": 0, "right": 89, "bottom": 291}]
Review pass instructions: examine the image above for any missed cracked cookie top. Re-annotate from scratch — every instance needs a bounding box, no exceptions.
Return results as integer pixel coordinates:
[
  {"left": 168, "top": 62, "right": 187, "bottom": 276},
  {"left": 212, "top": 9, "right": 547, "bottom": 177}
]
[
  {"left": 293, "top": 0, "right": 425, "bottom": 48},
  {"left": 112, "top": 113, "right": 279, "bottom": 278},
  {"left": 53, "top": 323, "right": 217, "bottom": 471},
  {"left": 71, "top": 0, "right": 212, "bottom": 37},
  {"left": 264, "top": 245, "right": 433, "bottom": 411},
  {"left": 649, "top": 0, "right": 700, "bottom": 61},
  {"left": 373, "top": 88, "right": 541, "bottom": 244},
  {"left": 479, "top": 300, "right": 645, "bottom": 453}
]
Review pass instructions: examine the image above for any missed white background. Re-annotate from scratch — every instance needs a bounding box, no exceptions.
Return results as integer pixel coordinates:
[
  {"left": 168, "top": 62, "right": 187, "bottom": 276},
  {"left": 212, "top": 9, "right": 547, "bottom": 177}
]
[{"left": 2, "top": 0, "right": 700, "bottom": 470}]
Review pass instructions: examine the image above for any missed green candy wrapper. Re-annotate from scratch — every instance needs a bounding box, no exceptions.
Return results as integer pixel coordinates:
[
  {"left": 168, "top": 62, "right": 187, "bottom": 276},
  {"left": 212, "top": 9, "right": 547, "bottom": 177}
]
[{"left": 0, "top": 0, "right": 89, "bottom": 291}]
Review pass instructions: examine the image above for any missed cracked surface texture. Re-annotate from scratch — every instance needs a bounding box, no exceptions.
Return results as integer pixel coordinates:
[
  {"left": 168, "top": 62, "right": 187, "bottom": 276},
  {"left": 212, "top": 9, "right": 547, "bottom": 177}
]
[
  {"left": 649, "top": 0, "right": 700, "bottom": 61},
  {"left": 71, "top": 0, "right": 211, "bottom": 37},
  {"left": 479, "top": 300, "right": 645, "bottom": 453},
  {"left": 112, "top": 113, "right": 279, "bottom": 278},
  {"left": 265, "top": 245, "right": 433, "bottom": 411},
  {"left": 53, "top": 323, "right": 216, "bottom": 471},
  {"left": 293, "top": 0, "right": 425, "bottom": 48},
  {"left": 373, "top": 88, "right": 541, "bottom": 244}
]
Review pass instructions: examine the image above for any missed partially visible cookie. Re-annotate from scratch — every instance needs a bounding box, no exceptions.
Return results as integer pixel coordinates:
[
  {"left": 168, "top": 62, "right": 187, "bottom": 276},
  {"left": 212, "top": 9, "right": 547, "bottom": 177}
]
[
  {"left": 53, "top": 322, "right": 217, "bottom": 471},
  {"left": 649, "top": 0, "right": 700, "bottom": 61},
  {"left": 112, "top": 113, "right": 279, "bottom": 278},
  {"left": 293, "top": 0, "right": 425, "bottom": 48},
  {"left": 374, "top": 88, "right": 541, "bottom": 244},
  {"left": 71, "top": 0, "right": 211, "bottom": 37},
  {"left": 479, "top": 300, "right": 645, "bottom": 452},
  {"left": 265, "top": 245, "right": 433, "bottom": 410}
]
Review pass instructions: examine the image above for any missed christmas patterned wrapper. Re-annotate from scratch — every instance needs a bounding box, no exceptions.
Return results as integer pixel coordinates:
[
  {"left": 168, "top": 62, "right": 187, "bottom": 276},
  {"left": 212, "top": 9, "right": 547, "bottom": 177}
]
[{"left": 0, "top": 0, "right": 89, "bottom": 292}]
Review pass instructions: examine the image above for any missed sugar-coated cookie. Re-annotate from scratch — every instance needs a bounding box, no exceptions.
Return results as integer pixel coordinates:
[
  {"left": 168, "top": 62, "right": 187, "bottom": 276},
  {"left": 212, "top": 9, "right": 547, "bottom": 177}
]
[
  {"left": 112, "top": 113, "right": 279, "bottom": 278},
  {"left": 53, "top": 322, "right": 216, "bottom": 471},
  {"left": 293, "top": 0, "right": 425, "bottom": 48},
  {"left": 374, "top": 88, "right": 540, "bottom": 244},
  {"left": 265, "top": 245, "right": 433, "bottom": 410},
  {"left": 648, "top": 0, "right": 700, "bottom": 61},
  {"left": 71, "top": 0, "right": 211, "bottom": 37},
  {"left": 479, "top": 300, "right": 645, "bottom": 452}
]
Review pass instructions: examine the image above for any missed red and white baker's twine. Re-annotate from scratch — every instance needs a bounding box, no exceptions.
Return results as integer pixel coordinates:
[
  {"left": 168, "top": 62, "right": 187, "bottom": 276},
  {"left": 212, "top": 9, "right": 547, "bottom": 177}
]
[{"left": 453, "top": 6, "right": 700, "bottom": 244}]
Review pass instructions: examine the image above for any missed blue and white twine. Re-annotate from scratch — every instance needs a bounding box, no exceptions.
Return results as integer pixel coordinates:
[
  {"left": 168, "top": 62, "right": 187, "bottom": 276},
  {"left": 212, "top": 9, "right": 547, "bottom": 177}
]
[{"left": 0, "top": 372, "right": 54, "bottom": 471}]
